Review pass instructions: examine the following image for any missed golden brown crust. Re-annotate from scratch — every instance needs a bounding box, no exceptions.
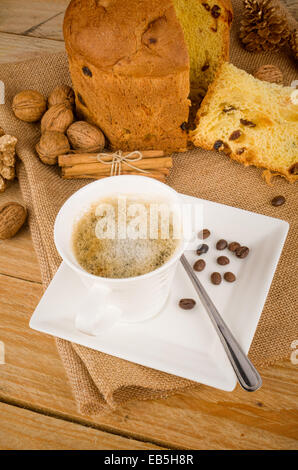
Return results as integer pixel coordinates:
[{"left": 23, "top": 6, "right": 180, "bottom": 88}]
[
  {"left": 219, "top": 0, "right": 233, "bottom": 21},
  {"left": 64, "top": 0, "right": 192, "bottom": 152},
  {"left": 64, "top": 0, "right": 189, "bottom": 78},
  {"left": 221, "top": 0, "right": 233, "bottom": 60}
]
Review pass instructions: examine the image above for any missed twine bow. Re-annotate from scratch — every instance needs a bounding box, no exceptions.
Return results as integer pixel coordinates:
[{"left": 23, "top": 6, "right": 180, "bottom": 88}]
[{"left": 97, "top": 150, "right": 149, "bottom": 176}]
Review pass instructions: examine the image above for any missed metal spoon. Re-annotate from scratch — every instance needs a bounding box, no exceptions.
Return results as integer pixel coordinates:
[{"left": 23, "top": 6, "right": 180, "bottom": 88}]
[{"left": 180, "top": 254, "right": 262, "bottom": 392}]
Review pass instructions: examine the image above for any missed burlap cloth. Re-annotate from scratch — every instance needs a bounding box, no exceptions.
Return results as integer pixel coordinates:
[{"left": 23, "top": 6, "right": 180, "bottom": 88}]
[{"left": 0, "top": 0, "right": 297, "bottom": 415}]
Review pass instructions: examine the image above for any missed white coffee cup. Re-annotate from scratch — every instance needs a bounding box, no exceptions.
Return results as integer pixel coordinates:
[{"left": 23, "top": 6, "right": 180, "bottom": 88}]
[{"left": 54, "top": 175, "right": 188, "bottom": 335}]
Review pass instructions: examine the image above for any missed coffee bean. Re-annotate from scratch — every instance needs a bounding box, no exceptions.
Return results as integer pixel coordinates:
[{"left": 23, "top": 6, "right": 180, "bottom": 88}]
[
  {"left": 235, "top": 246, "right": 249, "bottom": 258},
  {"left": 211, "top": 272, "right": 222, "bottom": 285},
  {"left": 224, "top": 272, "right": 236, "bottom": 282},
  {"left": 193, "top": 259, "right": 206, "bottom": 272},
  {"left": 228, "top": 241, "right": 240, "bottom": 252},
  {"left": 216, "top": 239, "right": 227, "bottom": 250},
  {"left": 271, "top": 195, "right": 285, "bottom": 207},
  {"left": 198, "top": 228, "right": 210, "bottom": 239},
  {"left": 197, "top": 243, "right": 209, "bottom": 255},
  {"left": 217, "top": 255, "right": 229, "bottom": 265},
  {"left": 179, "top": 298, "right": 196, "bottom": 310}
]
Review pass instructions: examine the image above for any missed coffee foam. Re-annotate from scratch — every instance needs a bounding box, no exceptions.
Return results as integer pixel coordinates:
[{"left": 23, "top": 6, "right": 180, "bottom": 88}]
[{"left": 72, "top": 196, "right": 179, "bottom": 278}]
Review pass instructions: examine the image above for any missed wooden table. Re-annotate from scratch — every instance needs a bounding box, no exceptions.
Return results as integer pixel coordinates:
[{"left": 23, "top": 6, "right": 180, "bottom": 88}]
[{"left": 0, "top": 0, "right": 297, "bottom": 451}]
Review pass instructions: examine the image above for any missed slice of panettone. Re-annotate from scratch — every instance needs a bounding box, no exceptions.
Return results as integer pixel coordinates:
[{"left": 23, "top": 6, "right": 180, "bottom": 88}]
[{"left": 191, "top": 62, "right": 298, "bottom": 182}]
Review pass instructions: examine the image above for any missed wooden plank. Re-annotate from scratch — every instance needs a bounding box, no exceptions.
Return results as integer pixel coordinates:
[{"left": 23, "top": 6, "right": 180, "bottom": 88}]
[
  {"left": 0, "top": 402, "right": 163, "bottom": 450},
  {"left": 0, "top": 0, "right": 68, "bottom": 40},
  {"left": 0, "top": 228, "right": 41, "bottom": 283},
  {"left": 0, "top": 32, "right": 65, "bottom": 64},
  {"left": 0, "top": 181, "right": 41, "bottom": 283},
  {"left": 0, "top": 273, "right": 297, "bottom": 449},
  {"left": 0, "top": 0, "right": 297, "bottom": 451}
]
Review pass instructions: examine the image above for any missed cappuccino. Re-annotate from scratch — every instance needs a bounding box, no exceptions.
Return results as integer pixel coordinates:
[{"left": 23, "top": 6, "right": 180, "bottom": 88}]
[{"left": 72, "top": 196, "right": 180, "bottom": 278}]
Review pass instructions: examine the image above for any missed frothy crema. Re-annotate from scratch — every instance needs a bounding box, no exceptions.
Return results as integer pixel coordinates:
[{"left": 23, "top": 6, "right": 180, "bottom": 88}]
[{"left": 72, "top": 196, "right": 180, "bottom": 278}]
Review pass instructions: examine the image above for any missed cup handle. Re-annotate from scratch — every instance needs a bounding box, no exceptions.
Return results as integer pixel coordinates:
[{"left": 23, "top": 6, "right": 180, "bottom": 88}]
[{"left": 75, "top": 284, "right": 122, "bottom": 336}]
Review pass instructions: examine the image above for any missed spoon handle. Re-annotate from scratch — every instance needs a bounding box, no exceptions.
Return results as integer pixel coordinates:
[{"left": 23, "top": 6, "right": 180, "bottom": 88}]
[{"left": 180, "top": 254, "right": 262, "bottom": 392}]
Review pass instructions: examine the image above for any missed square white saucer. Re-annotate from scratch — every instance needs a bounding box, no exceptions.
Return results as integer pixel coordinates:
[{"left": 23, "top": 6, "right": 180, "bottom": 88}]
[{"left": 29, "top": 194, "right": 288, "bottom": 391}]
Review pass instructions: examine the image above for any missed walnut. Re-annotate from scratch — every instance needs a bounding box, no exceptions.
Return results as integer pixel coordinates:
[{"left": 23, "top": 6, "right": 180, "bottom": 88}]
[
  {"left": 253, "top": 65, "right": 283, "bottom": 85},
  {"left": 0, "top": 134, "right": 17, "bottom": 157},
  {"left": 66, "top": 121, "right": 105, "bottom": 152},
  {"left": 36, "top": 131, "right": 70, "bottom": 165},
  {"left": 0, "top": 165, "right": 15, "bottom": 181},
  {"left": 0, "top": 134, "right": 18, "bottom": 189},
  {"left": 2, "top": 151, "right": 16, "bottom": 167},
  {"left": 48, "top": 84, "right": 75, "bottom": 109},
  {"left": 41, "top": 103, "right": 74, "bottom": 134},
  {"left": 0, "top": 202, "right": 27, "bottom": 239},
  {"left": 12, "top": 90, "right": 47, "bottom": 122},
  {"left": 0, "top": 176, "right": 6, "bottom": 193}
]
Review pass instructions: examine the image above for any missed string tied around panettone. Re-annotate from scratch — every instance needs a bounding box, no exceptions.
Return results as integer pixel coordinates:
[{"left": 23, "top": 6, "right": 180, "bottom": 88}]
[{"left": 96, "top": 150, "right": 149, "bottom": 176}]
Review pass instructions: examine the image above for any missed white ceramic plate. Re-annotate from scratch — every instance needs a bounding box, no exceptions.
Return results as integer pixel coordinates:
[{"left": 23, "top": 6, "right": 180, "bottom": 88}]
[{"left": 29, "top": 194, "right": 289, "bottom": 391}]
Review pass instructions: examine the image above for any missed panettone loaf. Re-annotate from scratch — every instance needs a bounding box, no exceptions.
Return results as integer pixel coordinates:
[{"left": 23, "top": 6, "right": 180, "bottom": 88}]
[
  {"left": 63, "top": 0, "right": 232, "bottom": 153},
  {"left": 191, "top": 63, "right": 298, "bottom": 182},
  {"left": 173, "top": 0, "right": 232, "bottom": 103}
]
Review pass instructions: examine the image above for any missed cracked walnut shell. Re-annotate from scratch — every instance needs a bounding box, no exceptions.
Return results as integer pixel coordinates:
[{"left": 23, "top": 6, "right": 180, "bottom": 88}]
[
  {"left": 12, "top": 90, "right": 47, "bottom": 122},
  {"left": 0, "top": 134, "right": 17, "bottom": 191}
]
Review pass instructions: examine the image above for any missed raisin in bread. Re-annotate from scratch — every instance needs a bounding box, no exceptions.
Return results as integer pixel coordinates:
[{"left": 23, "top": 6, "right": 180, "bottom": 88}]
[
  {"left": 191, "top": 63, "right": 298, "bottom": 182},
  {"left": 63, "top": 0, "right": 232, "bottom": 153}
]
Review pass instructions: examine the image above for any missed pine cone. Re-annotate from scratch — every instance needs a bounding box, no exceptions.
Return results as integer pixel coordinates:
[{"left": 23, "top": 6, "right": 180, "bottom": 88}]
[
  {"left": 289, "top": 29, "right": 298, "bottom": 61},
  {"left": 239, "top": 0, "right": 290, "bottom": 52}
]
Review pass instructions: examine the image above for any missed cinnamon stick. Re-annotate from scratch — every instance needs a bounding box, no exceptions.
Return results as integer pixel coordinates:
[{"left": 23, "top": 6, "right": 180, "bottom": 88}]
[
  {"left": 58, "top": 150, "right": 165, "bottom": 167},
  {"left": 61, "top": 170, "right": 167, "bottom": 182},
  {"left": 61, "top": 156, "right": 172, "bottom": 178},
  {"left": 61, "top": 166, "right": 170, "bottom": 177}
]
